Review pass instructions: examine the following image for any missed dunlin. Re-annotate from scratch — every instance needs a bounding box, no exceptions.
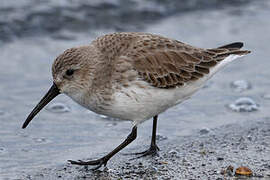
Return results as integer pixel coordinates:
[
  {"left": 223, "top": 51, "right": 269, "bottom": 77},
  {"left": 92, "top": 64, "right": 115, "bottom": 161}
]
[{"left": 22, "top": 32, "right": 250, "bottom": 169}]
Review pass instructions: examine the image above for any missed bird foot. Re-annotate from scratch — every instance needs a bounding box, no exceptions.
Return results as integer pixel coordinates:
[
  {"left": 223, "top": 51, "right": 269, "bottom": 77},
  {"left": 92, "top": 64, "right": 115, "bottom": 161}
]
[
  {"left": 125, "top": 144, "right": 160, "bottom": 160},
  {"left": 68, "top": 157, "right": 108, "bottom": 170}
]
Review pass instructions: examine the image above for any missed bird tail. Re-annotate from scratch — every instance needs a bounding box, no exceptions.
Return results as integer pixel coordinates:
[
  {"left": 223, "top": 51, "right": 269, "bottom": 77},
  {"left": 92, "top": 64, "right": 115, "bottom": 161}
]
[
  {"left": 218, "top": 42, "right": 244, "bottom": 49},
  {"left": 202, "top": 42, "right": 251, "bottom": 76},
  {"left": 217, "top": 42, "right": 251, "bottom": 56},
  {"left": 206, "top": 42, "right": 251, "bottom": 61}
]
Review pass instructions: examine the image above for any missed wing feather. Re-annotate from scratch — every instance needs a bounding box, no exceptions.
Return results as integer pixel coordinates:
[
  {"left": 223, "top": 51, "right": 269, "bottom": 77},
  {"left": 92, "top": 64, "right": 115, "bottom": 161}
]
[{"left": 116, "top": 33, "right": 251, "bottom": 88}]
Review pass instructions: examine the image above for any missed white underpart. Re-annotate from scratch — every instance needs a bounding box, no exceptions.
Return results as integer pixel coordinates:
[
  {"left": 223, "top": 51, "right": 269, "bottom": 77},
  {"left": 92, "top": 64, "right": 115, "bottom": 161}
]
[
  {"left": 71, "top": 55, "right": 245, "bottom": 125},
  {"left": 106, "top": 55, "right": 245, "bottom": 125}
]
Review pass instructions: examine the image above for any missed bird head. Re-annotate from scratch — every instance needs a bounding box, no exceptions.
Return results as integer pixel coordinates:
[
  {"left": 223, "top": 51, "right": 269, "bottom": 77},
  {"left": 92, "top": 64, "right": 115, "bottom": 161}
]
[{"left": 22, "top": 46, "right": 95, "bottom": 128}]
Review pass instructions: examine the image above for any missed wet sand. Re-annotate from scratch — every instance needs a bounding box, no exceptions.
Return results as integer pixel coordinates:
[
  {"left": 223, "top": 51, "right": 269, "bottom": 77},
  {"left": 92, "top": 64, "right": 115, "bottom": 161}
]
[{"left": 23, "top": 118, "right": 270, "bottom": 179}]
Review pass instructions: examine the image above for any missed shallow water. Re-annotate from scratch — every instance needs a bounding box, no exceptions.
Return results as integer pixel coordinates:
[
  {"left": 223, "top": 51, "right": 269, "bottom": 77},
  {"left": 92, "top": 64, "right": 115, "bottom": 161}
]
[
  {"left": 0, "top": 0, "right": 253, "bottom": 42},
  {"left": 0, "top": 1, "right": 270, "bottom": 179}
]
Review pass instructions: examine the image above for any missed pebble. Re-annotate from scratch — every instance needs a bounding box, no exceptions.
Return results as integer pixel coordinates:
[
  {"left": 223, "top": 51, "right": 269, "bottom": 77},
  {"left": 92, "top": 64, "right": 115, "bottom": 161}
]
[
  {"left": 156, "top": 134, "right": 168, "bottom": 141},
  {"left": 222, "top": 165, "right": 234, "bottom": 176},
  {"left": 230, "top": 80, "right": 251, "bottom": 92},
  {"left": 247, "top": 135, "right": 253, "bottom": 141},
  {"left": 45, "top": 102, "right": 70, "bottom": 113},
  {"left": 149, "top": 167, "right": 158, "bottom": 172},
  {"left": 235, "top": 166, "right": 253, "bottom": 176},
  {"left": 228, "top": 97, "right": 259, "bottom": 112},
  {"left": 217, "top": 157, "right": 224, "bottom": 161},
  {"left": 168, "top": 149, "right": 179, "bottom": 155}
]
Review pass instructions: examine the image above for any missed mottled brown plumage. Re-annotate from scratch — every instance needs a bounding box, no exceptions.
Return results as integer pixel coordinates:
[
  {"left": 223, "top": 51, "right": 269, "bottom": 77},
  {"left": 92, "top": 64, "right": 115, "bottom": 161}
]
[
  {"left": 92, "top": 32, "right": 250, "bottom": 89},
  {"left": 23, "top": 32, "right": 250, "bottom": 170}
]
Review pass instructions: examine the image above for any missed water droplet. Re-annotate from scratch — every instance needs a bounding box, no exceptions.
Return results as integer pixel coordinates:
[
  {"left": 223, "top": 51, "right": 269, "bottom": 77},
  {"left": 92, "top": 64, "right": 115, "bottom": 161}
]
[
  {"left": 33, "top": 137, "right": 47, "bottom": 143},
  {"left": 16, "top": 131, "right": 29, "bottom": 138},
  {"left": 99, "top": 114, "right": 108, "bottom": 119},
  {"left": 199, "top": 127, "right": 210, "bottom": 135},
  {"left": 0, "top": 147, "right": 7, "bottom": 154},
  {"left": 98, "top": 114, "right": 118, "bottom": 121},
  {"left": 46, "top": 102, "right": 70, "bottom": 113},
  {"left": 228, "top": 97, "right": 259, "bottom": 112},
  {"left": 230, "top": 80, "right": 251, "bottom": 92}
]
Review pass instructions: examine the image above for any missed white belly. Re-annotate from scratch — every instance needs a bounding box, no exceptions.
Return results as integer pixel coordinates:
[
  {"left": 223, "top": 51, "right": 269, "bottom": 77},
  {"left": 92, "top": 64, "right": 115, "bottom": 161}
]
[{"left": 106, "top": 81, "right": 202, "bottom": 124}]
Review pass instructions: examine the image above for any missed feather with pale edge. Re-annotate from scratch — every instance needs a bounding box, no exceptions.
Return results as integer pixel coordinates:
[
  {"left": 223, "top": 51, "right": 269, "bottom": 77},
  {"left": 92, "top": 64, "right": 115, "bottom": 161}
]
[{"left": 124, "top": 35, "right": 251, "bottom": 88}]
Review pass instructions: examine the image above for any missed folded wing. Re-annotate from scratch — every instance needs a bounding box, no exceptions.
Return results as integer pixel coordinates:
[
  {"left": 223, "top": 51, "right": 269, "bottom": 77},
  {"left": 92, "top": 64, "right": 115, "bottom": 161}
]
[{"left": 128, "top": 37, "right": 250, "bottom": 88}]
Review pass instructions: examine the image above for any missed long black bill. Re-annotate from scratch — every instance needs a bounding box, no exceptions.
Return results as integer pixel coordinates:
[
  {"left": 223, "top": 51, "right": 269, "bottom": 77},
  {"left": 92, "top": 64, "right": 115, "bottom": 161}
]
[{"left": 22, "top": 83, "right": 60, "bottom": 129}]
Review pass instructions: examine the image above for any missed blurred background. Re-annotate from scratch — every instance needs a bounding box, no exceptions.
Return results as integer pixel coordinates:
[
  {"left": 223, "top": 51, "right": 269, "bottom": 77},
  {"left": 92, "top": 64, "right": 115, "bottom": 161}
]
[{"left": 1, "top": 0, "right": 270, "bottom": 179}]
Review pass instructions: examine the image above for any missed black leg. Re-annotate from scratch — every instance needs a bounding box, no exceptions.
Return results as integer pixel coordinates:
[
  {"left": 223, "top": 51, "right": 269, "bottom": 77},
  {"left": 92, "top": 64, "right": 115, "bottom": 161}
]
[
  {"left": 69, "top": 126, "right": 137, "bottom": 170},
  {"left": 151, "top": 115, "right": 159, "bottom": 149},
  {"left": 126, "top": 115, "right": 160, "bottom": 158}
]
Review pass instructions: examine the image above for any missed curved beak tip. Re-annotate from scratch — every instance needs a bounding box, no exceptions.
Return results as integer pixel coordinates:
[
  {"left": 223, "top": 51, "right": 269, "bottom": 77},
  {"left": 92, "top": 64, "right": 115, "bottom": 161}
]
[
  {"left": 22, "top": 83, "right": 60, "bottom": 129},
  {"left": 22, "top": 123, "right": 27, "bottom": 129}
]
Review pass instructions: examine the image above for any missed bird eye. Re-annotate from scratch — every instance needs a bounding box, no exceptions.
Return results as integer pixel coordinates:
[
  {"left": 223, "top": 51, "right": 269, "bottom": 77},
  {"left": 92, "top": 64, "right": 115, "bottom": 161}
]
[{"left": 65, "top": 69, "right": 74, "bottom": 76}]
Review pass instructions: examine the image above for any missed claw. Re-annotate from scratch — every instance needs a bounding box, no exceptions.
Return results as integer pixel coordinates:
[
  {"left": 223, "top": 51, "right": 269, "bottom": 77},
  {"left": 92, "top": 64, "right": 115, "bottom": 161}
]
[
  {"left": 125, "top": 144, "right": 160, "bottom": 160},
  {"left": 68, "top": 158, "right": 108, "bottom": 170}
]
